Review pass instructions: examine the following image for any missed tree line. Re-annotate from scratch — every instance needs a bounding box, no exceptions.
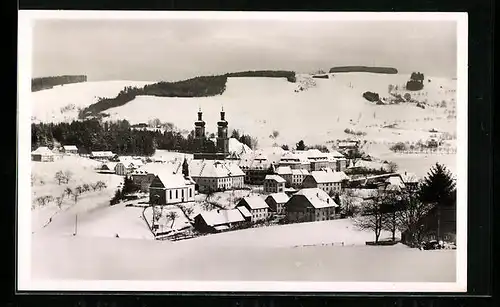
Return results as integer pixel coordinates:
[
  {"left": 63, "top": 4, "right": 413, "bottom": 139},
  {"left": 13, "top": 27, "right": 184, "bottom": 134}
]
[
  {"left": 32, "top": 119, "right": 259, "bottom": 157},
  {"left": 79, "top": 70, "right": 296, "bottom": 119},
  {"left": 32, "top": 75, "right": 87, "bottom": 92}
]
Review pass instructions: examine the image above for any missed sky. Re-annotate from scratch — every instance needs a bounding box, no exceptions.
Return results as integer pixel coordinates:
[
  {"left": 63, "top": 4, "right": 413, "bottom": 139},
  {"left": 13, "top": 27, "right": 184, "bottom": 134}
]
[{"left": 32, "top": 18, "right": 457, "bottom": 81}]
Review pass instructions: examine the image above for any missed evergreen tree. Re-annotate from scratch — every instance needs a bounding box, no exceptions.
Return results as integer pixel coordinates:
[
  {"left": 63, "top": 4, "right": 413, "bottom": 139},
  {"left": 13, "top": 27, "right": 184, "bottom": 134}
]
[
  {"left": 418, "top": 163, "right": 456, "bottom": 207},
  {"left": 296, "top": 140, "right": 306, "bottom": 150}
]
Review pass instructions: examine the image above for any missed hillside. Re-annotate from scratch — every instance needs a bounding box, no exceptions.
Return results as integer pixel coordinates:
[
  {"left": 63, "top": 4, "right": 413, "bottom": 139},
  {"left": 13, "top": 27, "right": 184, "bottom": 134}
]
[
  {"left": 31, "top": 73, "right": 457, "bottom": 165},
  {"left": 32, "top": 75, "right": 88, "bottom": 92}
]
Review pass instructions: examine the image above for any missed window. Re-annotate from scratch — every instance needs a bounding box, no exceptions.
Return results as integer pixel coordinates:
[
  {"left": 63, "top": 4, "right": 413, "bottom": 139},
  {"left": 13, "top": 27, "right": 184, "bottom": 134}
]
[
  {"left": 182, "top": 189, "right": 184, "bottom": 198},
  {"left": 175, "top": 190, "right": 178, "bottom": 198},
  {"left": 189, "top": 188, "right": 192, "bottom": 198},
  {"left": 169, "top": 190, "right": 172, "bottom": 199}
]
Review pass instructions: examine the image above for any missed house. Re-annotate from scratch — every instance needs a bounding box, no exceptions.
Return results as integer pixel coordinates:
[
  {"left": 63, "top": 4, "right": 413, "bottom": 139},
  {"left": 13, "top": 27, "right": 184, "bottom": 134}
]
[
  {"left": 114, "top": 162, "right": 128, "bottom": 176},
  {"left": 278, "top": 152, "right": 311, "bottom": 171},
  {"left": 295, "top": 149, "right": 329, "bottom": 171},
  {"left": 337, "top": 140, "right": 360, "bottom": 151},
  {"left": 236, "top": 206, "right": 252, "bottom": 222},
  {"left": 381, "top": 175, "right": 406, "bottom": 192},
  {"left": 62, "top": 145, "right": 78, "bottom": 155},
  {"left": 189, "top": 159, "right": 245, "bottom": 192},
  {"left": 326, "top": 150, "right": 348, "bottom": 171},
  {"left": 400, "top": 171, "right": 419, "bottom": 191},
  {"left": 265, "top": 192, "right": 290, "bottom": 215},
  {"left": 238, "top": 153, "right": 276, "bottom": 185},
  {"left": 90, "top": 151, "right": 116, "bottom": 161},
  {"left": 193, "top": 209, "right": 246, "bottom": 233},
  {"left": 291, "top": 169, "right": 310, "bottom": 188},
  {"left": 263, "top": 175, "right": 286, "bottom": 193},
  {"left": 302, "top": 169, "right": 349, "bottom": 195},
  {"left": 31, "top": 146, "right": 55, "bottom": 162},
  {"left": 276, "top": 166, "right": 293, "bottom": 186},
  {"left": 236, "top": 196, "right": 270, "bottom": 222},
  {"left": 285, "top": 188, "right": 339, "bottom": 223},
  {"left": 149, "top": 168, "right": 196, "bottom": 205},
  {"left": 97, "top": 162, "right": 117, "bottom": 174},
  {"left": 130, "top": 170, "right": 157, "bottom": 192}
]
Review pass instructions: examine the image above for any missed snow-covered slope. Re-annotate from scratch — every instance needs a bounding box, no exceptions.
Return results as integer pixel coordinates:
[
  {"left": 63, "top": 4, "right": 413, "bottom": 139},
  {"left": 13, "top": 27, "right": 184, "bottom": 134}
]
[
  {"left": 30, "top": 73, "right": 457, "bottom": 151},
  {"left": 31, "top": 80, "right": 152, "bottom": 123}
]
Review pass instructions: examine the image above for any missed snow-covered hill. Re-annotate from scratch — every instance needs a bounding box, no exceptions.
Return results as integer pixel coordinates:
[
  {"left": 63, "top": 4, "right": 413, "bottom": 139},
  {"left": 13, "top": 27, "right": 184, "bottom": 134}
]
[{"left": 31, "top": 73, "right": 457, "bottom": 149}]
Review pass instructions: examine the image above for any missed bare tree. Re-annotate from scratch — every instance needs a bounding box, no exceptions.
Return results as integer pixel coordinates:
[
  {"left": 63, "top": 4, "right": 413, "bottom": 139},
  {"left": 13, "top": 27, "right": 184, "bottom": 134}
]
[
  {"left": 387, "top": 161, "right": 399, "bottom": 173},
  {"left": 35, "top": 195, "right": 54, "bottom": 208},
  {"left": 55, "top": 170, "right": 65, "bottom": 185},
  {"left": 63, "top": 170, "right": 73, "bottom": 184},
  {"left": 73, "top": 186, "right": 84, "bottom": 204},
  {"left": 354, "top": 198, "right": 385, "bottom": 243},
  {"left": 54, "top": 195, "right": 64, "bottom": 210},
  {"left": 396, "top": 191, "right": 434, "bottom": 247},
  {"left": 82, "top": 183, "right": 91, "bottom": 192},
  {"left": 166, "top": 211, "right": 179, "bottom": 228}
]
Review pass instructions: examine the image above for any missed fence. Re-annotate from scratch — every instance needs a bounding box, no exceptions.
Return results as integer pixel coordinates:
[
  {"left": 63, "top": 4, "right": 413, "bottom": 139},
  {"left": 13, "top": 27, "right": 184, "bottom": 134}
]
[{"left": 391, "top": 148, "right": 457, "bottom": 155}]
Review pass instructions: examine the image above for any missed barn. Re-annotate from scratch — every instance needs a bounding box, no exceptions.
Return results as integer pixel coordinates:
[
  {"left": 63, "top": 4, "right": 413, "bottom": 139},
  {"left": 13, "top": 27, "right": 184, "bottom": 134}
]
[{"left": 31, "top": 146, "right": 55, "bottom": 162}]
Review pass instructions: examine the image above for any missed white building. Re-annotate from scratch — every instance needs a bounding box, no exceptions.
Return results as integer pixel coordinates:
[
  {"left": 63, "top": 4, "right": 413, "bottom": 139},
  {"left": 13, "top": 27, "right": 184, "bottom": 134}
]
[
  {"left": 302, "top": 169, "right": 349, "bottom": 195},
  {"left": 236, "top": 195, "right": 270, "bottom": 222},
  {"left": 189, "top": 160, "right": 245, "bottom": 192},
  {"left": 149, "top": 170, "right": 196, "bottom": 205},
  {"left": 263, "top": 174, "right": 286, "bottom": 193}
]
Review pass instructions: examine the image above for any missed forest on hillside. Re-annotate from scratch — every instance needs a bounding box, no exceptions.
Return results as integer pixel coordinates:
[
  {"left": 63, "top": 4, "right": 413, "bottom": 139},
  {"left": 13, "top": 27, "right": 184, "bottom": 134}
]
[
  {"left": 78, "top": 70, "right": 296, "bottom": 119},
  {"left": 32, "top": 119, "right": 257, "bottom": 156},
  {"left": 32, "top": 75, "right": 87, "bottom": 92},
  {"left": 329, "top": 66, "right": 398, "bottom": 74}
]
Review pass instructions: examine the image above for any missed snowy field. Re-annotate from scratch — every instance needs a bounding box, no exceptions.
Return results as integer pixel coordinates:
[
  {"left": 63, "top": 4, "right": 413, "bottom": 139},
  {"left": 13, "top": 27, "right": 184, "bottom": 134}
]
[
  {"left": 31, "top": 155, "right": 124, "bottom": 232},
  {"left": 32, "top": 232, "right": 456, "bottom": 282}
]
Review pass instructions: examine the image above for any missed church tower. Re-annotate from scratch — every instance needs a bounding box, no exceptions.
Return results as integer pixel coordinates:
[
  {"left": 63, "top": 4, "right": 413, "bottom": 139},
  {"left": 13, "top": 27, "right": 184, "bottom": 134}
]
[
  {"left": 194, "top": 107, "right": 206, "bottom": 153},
  {"left": 216, "top": 106, "right": 229, "bottom": 156}
]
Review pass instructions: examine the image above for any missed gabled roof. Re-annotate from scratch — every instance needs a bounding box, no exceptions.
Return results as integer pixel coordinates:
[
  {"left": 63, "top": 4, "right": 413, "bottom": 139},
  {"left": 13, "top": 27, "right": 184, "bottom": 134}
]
[
  {"left": 155, "top": 171, "right": 195, "bottom": 189},
  {"left": 238, "top": 195, "right": 269, "bottom": 210},
  {"left": 328, "top": 150, "right": 345, "bottom": 158},
  {"left": 291, "top": 169, "right": 310, "bottom": 176},
  {"left": 266, "top": 192, "right": 290, "bottom": 204},
  {"left": 400, "top": 172, "right": 419, "bottom": 183},
  {"left": 293, "top": 188, "right": 338, "bottom": 209},
  {"left": 264, "top": 174, "right": 286, "bottom": 183},
  {"left": 276, "top": 166, "right": 292, "bottom": 175},
  {"left": 236, "top": 206, "right": 252, "bottom": 218},
  {"left": 199, "top": 209, "right": 245, "bottom": 227},
  {"left": 309, "top": 170, "right": 349, "bottom": 183},
  {"left": 189, "top": 160, "right": 245, "bottom": 178},
  {"left": 63, "top": 145, "right": 78, "bottom": 151},
  {"left": 31, "top": 146, "right": 54, "bottom": 156}
]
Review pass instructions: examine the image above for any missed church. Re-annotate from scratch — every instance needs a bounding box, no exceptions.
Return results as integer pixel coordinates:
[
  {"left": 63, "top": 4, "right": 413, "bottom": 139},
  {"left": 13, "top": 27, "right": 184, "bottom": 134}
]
[{"left": 193, "top": 107, "right": 230, "bottom": 160}]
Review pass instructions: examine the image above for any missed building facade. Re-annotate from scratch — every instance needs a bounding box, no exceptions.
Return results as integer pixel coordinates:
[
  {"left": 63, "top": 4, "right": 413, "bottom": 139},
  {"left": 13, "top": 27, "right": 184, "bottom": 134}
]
[
  {"left": 236, "top": 196, "right": 270, "bottom": 222},
  {"left": 302, "top": 169, "right": 348, "bottom": 195},
  {"left": 149, "top": 162, "right": 196, "bottom": 205},
  {"left": 189, "top": 159, "right": 245, "bottom": 192},
  {"left": 265, "top": 192, "right": 290, "bottom": 215},
  {"left": 263, "top": 175, "right": 286, "bottom": 193},
  {"left": 285, "top": 188, "right": 338, "bottom": 223}
]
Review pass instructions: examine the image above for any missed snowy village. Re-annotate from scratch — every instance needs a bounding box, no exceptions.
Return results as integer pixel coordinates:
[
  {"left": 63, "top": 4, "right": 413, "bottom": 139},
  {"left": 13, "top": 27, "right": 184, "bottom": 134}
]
[{"left": 26, "top": 16, "right": 460, "bottom": 283}]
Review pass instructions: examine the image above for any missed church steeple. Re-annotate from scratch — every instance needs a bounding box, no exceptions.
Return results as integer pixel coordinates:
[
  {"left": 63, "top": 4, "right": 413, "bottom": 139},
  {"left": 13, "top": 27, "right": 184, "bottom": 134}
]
[{"left": 216, "top": 105, "right": 229, "bottom": 156}]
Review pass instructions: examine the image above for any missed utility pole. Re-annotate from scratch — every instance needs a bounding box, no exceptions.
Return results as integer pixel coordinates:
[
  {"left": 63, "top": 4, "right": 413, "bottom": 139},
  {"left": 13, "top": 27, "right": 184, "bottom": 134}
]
[{"left": 74, "top": 214, "right": 78, "bottom": 236}]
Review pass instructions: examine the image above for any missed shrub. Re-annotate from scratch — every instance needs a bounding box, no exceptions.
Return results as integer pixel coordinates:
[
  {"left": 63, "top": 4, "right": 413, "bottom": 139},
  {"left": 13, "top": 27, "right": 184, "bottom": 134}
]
[
  {"left": 363, "top": 91, "right": 380, "bottom": 102},
  {"left": 390, "top": 142, "right": 407, "bottom": 152}
]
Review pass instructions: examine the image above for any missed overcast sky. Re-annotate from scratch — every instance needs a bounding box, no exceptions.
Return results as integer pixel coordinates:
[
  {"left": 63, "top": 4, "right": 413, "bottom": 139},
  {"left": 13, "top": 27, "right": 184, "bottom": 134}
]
[{"left": 32, "top": 19, "right": 457, "bottom": 81}]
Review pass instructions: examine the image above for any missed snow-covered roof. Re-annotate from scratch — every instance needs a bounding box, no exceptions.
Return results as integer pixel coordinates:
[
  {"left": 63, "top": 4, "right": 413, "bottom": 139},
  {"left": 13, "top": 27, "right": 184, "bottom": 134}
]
[
  {"left": 239, "top": 195, "right": 269, "bottom": 210},
  {"left": 328, "top": 150, "right": 345, "bottom": 158},
  {"left": 276, "top": 166, "right": 292, "bottom": 175},
  {"left": 309, "top": 170, "right": 349, "bottom": 183},
  {"left": 385, "top": 176, "right": 406, "bottom": 189},
  {"left": 400, "top": 172, "right": 419, "bottom": 183},
  {"left": 264, "top": 174, "right": 286, "bottom": 183},
  {"left": 228, "top": 138, "right": 252, "bottom": 156},
  {"left": 155, "top": 171, "right": 195, "bottom": 189},
  {"left": 236, "top": 206, "right": 252, "bottom": 218},
  {"left": 63, "top": 145, "right": 78, "bottom": 151},
  {"left": 189, "top": 160, "right": 245, "bottom": 178},
  {"left": 31, "top": 146, "right": 54, "bottom": 156},
  {"left": 291, "top": 169, "right": 310, "bottom": 176},
  {"left": 266, "top": 192, "right": 290, "bottom": 204},
  {"left": 199, "top": 209, "right": 245, "bottom": 227},
  {"left": 91, "top": 151, "right": 115, "bottom": 157},
  {"left": 293, "top": 188, "right": 338, "bottom": 209}
]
